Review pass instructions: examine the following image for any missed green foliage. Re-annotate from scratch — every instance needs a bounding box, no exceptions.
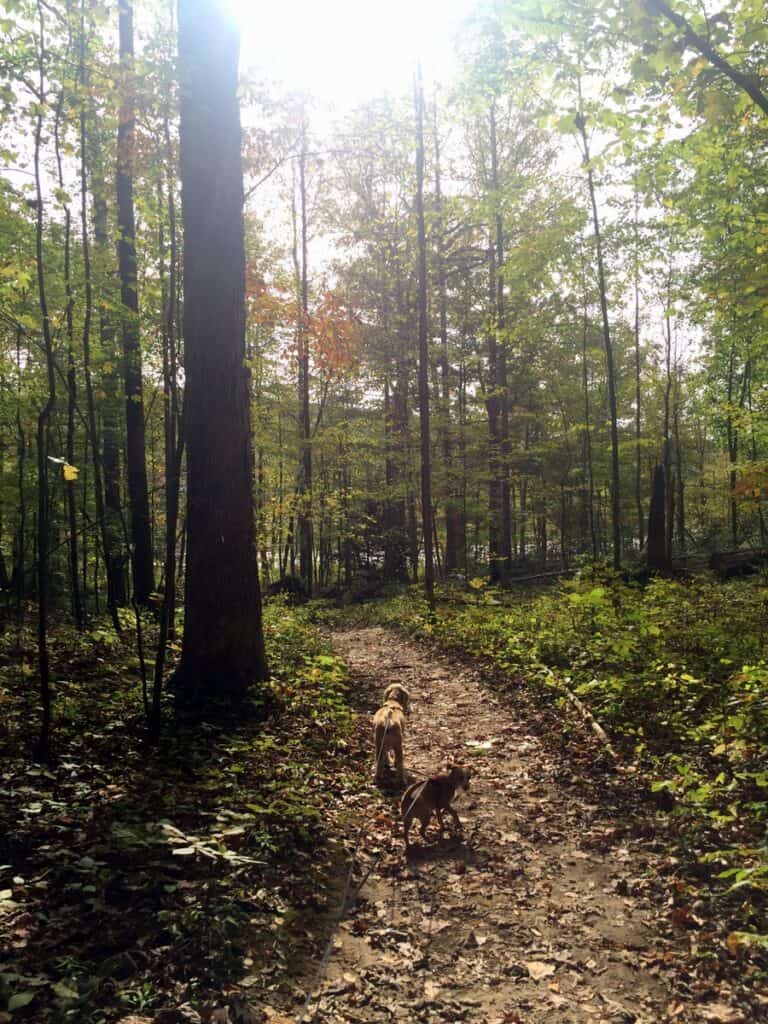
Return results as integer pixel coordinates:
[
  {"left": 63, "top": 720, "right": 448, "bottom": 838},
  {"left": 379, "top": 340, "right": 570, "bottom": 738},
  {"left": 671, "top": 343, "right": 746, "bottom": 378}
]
[{"left": 343, "top": 573, "right": 768, "bottom": 903}]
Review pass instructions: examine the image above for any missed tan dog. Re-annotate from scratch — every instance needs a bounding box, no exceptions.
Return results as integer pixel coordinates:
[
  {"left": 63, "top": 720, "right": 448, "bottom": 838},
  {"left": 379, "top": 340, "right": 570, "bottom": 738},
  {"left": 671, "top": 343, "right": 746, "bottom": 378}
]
[
  {"left": 372, "top": 700, "right": 406, "bottom": 783},
  {"left": 383, "top": 683, "right": 410, "bottom": 713},
  {"left": 401, "top": 765, "right": 471, "bottom": 848}
]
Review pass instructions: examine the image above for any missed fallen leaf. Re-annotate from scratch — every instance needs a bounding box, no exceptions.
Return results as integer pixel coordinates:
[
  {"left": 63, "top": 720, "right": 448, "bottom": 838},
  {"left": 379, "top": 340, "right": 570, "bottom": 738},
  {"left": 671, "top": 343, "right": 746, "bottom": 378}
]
[
  {"left": 8, "top": 993, "right": 36, "bottom": 1012},
  {"left": 701, "top": 1005, "right": 746, "bottom": 1024},
  {"left": 525, "top": 960, "right": 556, "bottom": 981}
]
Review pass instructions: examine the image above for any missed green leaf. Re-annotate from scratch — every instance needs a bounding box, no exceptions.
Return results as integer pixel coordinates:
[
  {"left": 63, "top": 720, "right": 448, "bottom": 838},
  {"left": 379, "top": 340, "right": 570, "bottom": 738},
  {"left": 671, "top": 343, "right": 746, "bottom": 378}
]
[
  {"left": 52, "top": 982, "right": 78, "bottom": 1000},
  {"left": 8, "top": 991, "right": 36, "bottom": 1011}
]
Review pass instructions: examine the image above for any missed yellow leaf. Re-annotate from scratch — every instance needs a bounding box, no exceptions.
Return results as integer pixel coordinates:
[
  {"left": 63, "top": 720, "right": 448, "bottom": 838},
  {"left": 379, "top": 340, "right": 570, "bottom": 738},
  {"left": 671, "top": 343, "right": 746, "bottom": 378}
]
[{"left": 63, "top": 463, "right": 79, "bottom": 481}]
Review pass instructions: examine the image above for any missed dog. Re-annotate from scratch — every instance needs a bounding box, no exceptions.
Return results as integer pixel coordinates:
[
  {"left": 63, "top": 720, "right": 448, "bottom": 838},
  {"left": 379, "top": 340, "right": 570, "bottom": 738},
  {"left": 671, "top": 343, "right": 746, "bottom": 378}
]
[
  {"left": 383, "top": 683, "right": 410, "bottom": 713},
  {"left": 372, "top": 699, "right": 406, "bottom": 783},
  {"left": 401, "top": 765, "right": 471, "bottom": 848}
]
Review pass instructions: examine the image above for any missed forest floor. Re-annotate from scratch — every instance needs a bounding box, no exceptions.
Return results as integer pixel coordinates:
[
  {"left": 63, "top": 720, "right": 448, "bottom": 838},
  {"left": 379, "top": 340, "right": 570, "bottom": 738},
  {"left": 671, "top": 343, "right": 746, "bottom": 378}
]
[
  {"left": 0, "top": 614, "right": 762, "bottom": 1024},
  {"left": 287, "top": 624, "right": 759, "bottom": 1024}
]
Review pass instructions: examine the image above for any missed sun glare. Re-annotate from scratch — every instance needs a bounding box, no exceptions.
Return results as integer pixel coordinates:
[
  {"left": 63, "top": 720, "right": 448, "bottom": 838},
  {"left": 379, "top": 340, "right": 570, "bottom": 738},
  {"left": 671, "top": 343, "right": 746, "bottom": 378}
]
[{"left": 228, "top": 0, "right": 478, "bottom": 105}]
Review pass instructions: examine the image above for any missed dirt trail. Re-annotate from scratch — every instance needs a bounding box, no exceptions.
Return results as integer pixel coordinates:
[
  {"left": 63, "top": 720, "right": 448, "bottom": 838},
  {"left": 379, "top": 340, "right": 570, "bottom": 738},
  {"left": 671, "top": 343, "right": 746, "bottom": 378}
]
[{"left": 294, "top": 626, "right": 748, "bottom": 1024}]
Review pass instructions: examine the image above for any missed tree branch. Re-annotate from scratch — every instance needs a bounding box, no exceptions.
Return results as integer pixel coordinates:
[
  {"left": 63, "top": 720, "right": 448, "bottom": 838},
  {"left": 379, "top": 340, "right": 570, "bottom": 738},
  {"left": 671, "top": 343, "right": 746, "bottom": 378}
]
[{"left": 645, "top": 0, "right": 768, "bottom": 115}]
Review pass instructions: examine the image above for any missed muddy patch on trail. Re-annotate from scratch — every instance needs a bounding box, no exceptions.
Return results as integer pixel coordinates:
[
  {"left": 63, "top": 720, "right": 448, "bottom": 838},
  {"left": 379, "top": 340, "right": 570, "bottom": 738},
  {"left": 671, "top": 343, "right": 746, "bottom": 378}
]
[{"left": 291, "top": 625, "right": 753, "bottom": 1024}]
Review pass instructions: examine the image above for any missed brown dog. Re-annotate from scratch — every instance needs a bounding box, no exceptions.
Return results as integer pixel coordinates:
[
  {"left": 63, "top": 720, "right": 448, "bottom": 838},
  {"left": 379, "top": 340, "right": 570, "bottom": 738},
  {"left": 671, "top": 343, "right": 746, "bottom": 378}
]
[
  {"left": 383, "top": 683, "right": 410, "bottom": 713},
  {"left": 372, "top": 700, "right": 406, "bottom": 782},
  {"left": 401, "top": 765, "right": 471, "bottom": 848}
]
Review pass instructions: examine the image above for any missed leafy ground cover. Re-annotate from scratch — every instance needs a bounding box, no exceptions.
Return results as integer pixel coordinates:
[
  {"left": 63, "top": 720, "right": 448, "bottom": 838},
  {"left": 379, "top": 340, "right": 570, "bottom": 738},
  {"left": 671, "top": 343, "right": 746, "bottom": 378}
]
[
  {"left": 318, "top": 571, "right": 768, "bottom": 953},
  {"left": 314, "top": 624, "right": 764, "bottom": 1023},
  {"left": 0, "top": 602, "right": 354, "bottom": 1023}
]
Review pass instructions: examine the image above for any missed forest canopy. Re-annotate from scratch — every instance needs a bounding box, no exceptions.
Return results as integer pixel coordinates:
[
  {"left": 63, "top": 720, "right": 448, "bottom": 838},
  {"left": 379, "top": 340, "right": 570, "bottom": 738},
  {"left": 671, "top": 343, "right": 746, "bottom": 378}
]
[{"left": 1, "top": 0, "right": 767, "bottom": 630}]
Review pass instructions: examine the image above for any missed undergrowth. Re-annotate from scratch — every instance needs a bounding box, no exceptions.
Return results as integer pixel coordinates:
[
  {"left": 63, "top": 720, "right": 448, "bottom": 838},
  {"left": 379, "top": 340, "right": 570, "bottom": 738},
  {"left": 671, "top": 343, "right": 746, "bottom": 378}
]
[
  {"left": 318, "top": 571, "right": 768, "bottom": 950},
  {"left": 0, "top": 600, "right": 352, "bottom": 1023}
]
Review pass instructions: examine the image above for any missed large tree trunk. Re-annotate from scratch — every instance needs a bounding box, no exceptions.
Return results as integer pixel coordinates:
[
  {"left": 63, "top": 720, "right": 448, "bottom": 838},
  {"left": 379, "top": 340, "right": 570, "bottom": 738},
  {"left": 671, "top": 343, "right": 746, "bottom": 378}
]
[
  {"left": 117, "top": 0, "right": 154, "bottom": 603},
  {"left": 175, "top": 0, "right": 268, "bottom": 701}
]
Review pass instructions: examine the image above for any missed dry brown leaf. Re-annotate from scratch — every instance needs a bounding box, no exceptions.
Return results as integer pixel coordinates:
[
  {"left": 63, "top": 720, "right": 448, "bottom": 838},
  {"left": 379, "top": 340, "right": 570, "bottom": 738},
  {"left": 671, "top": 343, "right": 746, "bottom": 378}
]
[
  {"left": 701, "top": 1005, "right": 746, "bottom": 1024},
  {"left": 525, "top": 960, "right": 556, "bottom": 981},
  {"left": 424, "top": 980, "right": 440, "bottom": 1000}
]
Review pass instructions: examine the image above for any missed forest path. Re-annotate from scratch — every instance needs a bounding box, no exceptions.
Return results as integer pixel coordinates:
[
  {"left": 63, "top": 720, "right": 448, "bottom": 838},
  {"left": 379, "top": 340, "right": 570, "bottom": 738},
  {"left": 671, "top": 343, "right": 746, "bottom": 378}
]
[{"left": 296, "top": 625, "right": 739, "bottom": 1024}]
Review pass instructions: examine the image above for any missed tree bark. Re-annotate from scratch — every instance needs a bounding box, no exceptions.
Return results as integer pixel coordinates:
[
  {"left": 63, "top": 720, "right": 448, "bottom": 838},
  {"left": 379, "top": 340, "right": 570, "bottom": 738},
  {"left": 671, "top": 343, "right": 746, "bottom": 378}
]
[
  {"left": 175, "top": 0, "right": 268, "bottom": 701},
  {"left": 117, "top": 0, "right": 154, "bottom": 603}
]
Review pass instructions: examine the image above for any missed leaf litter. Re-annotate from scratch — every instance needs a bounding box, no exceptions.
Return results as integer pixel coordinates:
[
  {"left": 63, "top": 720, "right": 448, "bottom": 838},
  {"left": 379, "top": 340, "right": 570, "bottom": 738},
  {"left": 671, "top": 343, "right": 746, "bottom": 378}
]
[
  {"left": 290, "top": 625, "right": 761, "bottom": 1024},
  {"left": 2, "top": 620, "right": 762, "bottom": 1023}
]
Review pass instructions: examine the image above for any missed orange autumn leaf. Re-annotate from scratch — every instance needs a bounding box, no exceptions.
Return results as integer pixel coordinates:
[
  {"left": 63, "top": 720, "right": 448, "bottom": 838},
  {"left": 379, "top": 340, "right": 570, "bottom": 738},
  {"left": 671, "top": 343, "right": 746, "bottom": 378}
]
[{"left": 307, "top": 291, "right": 360, "bottom": 375}]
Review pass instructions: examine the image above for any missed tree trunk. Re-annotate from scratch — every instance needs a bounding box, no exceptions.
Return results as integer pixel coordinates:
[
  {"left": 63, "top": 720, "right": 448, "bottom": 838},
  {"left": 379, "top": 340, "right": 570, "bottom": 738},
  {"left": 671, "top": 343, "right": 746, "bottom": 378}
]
[
  {"left": 633, "top": 193, "right": 644, "bottom": 550},
  {"left": 117, "top": 0, "right": 154, "bottom": 603},
  {"left": 489, "top": 99, "right": 511, "bottom": 583},
  {"left": 152, "top": 164, "right": 184, "bottom": 734},
  {"left": 580, "top": 251, "right": 598, "bottom": 561},
  {"left": 53, "top": 60, "right": 83, "bottom": 629},
  {"left": 485, "top": 237, "right": 503, "bottom": 580},
  {"left": 295, "top": 123, "right": 313, "bottom": 594},
  {"left": 673, "top": 369, "right": 686, "bottom": 556},
  {"left": 725, "top": 344, "right": 739, "bottom": 548},
  {"left": 433, "top": 94, "right": 463, "bottom": 575},
  {"left": 647, "top": 464, "right": 669, "bottom": 572},
  {"left": 33, "top": 0, "right": 56, "bottom": 761},
  {"left": 576, "top": 102, "right": 621, "bottom": 570},
  {"left": 175, "top": 0, "right": 268, "bottom": 701},
  {"left": 82, "top": 10, "right": 124, "bottom": 630},
  {"left": 415, "top": 67, "right": 434, "bottom": 607},
  {"left": 14, "top": 329, "right": 26, "bottom": 614}
]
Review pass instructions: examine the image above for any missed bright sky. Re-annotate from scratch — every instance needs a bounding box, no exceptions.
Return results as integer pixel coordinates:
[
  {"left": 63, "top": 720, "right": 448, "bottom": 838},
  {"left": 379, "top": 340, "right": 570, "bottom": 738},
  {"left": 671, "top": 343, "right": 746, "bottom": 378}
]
[{"left": 229, "top": 0, "right": 481, "bottom": 105}]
